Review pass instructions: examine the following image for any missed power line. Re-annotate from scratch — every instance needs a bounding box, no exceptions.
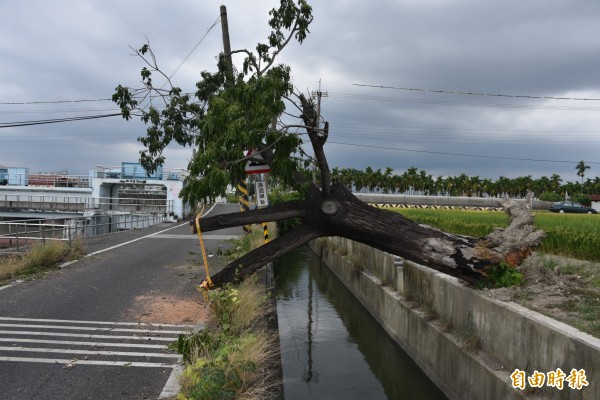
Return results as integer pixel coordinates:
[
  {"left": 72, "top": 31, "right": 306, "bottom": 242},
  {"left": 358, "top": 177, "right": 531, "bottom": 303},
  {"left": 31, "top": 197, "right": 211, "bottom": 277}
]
[
  {"left": 352, "top": 83, "right": 600, "bottom": 101},
  {"left": 329, "top": 92, "right": 600, "bottom": 111},
  {"left": 165, "top": 15, "right": 221, "bottom": 84},
  {"left": 327, "top": 141, "right": 600, "bottom": 165},
  {"left": 0, "top": 113, "right": 122, "bottom": 128},
  {"left": 0, "top": 107, "right": 121, "bottom": 115},
  {"left": 331, "top": 126, "right": 600, "bottom": 144},
  {"left": 331, "top": 121, "right": 600, "bottom": 134},
  {"left": 0, "top": 98, "right": 112, "bottom": 105},
  {"left": 334, "top": 132, "right": 600, "bottom": 147}
]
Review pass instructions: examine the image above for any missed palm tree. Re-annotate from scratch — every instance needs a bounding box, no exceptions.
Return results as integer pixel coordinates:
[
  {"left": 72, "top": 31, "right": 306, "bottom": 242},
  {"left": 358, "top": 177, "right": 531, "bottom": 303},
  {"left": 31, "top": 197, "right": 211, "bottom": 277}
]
[
  {"left": 549, "top": 174, "right": 562, "bottom": 194},
  {"left": 593, "top": 176, "right": 600, "bottom": 195},
  {"left": 403, "top": 167, "right": 419, "bottom": 195},
  {"left": 576, "top": 160, "right": 590, "bottom": 188},
  {"left": 481, "top": 178, "right": 493, "bottom": 197},
  {"left": 468, "top": 175, "right": 481, "bottom": 197}
]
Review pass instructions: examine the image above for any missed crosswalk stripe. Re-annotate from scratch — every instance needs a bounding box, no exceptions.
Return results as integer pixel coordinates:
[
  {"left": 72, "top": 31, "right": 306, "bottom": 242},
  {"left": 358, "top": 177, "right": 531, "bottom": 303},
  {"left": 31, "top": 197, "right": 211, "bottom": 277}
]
[
  {"left": 0, "top": 356, "right": 177, "bottom": 368},
  {"left": 0, "top": 316, "right": 194, "bottom": 328},
  {"left": 0, "top": 338, "right": 167, "bottom": 349},
  {"left": 0, "top": 331, "right": 177, "bottom": 341},
  {"left": 0, "top": 317, "right": 187, "bottom": 369},
  {"left": 0, "top": 323, "right": 187, "bottom": 335},
  {"left": 0, "top": 346, "right": 179, "bottom": 359}
]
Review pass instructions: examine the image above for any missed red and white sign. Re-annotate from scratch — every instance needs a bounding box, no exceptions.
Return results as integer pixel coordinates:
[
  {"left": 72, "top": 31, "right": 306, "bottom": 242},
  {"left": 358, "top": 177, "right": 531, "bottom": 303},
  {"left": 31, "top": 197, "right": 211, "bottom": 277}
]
[{"left": 244, "top": 149, "right": 271, "bottom": 175}]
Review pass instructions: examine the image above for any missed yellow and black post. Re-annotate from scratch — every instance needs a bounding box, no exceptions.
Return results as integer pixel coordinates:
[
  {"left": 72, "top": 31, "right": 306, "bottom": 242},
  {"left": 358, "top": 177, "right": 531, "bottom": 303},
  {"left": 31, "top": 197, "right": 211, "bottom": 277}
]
[
  {"left": 262, "top": 222, "right": 269, "bottom": 243},
  {"left": 237, "top": 179, "right": 252, "bottom": 233}
]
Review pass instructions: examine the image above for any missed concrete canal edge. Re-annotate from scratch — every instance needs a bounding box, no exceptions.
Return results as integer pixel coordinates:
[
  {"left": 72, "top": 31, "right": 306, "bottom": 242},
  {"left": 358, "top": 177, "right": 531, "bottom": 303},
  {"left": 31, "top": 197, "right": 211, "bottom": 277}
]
[{"left": 308, "top": 237, "right": 600, "bottom": 400}]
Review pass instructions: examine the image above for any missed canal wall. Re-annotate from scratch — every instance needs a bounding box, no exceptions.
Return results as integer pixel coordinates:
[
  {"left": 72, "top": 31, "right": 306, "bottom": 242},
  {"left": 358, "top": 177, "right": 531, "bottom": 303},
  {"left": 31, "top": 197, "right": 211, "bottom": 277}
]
[{"left": 309, "top": 237, "right": 600, "bottom": 400}]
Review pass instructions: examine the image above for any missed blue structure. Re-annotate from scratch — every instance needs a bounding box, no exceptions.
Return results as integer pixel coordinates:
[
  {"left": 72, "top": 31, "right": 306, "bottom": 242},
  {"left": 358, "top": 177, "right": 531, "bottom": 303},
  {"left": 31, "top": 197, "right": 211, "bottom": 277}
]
[
  {"left": 121, "top": 163, "right": 163, "bottom": 180},
  {"left": 0, "top": 167, "right": 28, "bottom": 186}
]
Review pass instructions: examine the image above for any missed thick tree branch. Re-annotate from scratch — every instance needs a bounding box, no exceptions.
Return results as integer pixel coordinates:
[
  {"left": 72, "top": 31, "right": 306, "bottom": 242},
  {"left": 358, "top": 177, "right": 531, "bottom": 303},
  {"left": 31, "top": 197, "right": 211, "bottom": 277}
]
[
  {"left": 192, "top": 200, "right": 309, "bottom": 233},
  {"left": 210, "top": 223, "right": 322, "bottom": 285}
]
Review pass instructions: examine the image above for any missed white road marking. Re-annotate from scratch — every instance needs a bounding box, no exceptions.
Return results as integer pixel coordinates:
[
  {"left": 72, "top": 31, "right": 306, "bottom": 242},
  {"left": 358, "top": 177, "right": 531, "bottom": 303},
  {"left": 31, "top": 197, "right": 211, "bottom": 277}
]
[
  {"left": 80, "top": 203, "right": 219, "bottom": 258},
  {"left": 0, "top": 323, "right": 186, "bottom": 335},
  {"left": 149, "top": 234, "right": 239, "bottom": 240},
  {"left": 85, "top": 222, "right": 189, "bottom": 257},
  {"left": 0, "top": 356, "right": 177, "bottom": 368},
  {"left": 0, "top": 346, "right": 179, "bottom": 359},
  {"left": 0, "top": 331, "right": 177, "bottom": 341},
  {"left": 0, "top": 338, "right": 167, "bottom": 349},
  {"left": 0, "top": 316, "right": 194, "bottom": 328}
]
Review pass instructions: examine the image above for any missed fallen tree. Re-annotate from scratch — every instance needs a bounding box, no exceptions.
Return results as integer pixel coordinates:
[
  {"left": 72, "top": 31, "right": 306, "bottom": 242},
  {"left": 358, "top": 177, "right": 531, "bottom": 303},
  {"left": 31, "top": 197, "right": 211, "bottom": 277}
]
[
  {"left": 196, "top": 107, "right": 545, "bottom": 286},
  {"left": 113, "top": 0, "right": 545, "bottom": 287}
]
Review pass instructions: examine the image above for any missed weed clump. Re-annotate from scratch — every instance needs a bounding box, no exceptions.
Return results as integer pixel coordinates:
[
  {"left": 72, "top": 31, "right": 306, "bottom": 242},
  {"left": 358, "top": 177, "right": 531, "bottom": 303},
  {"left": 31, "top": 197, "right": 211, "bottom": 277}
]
[
  {"left": 0, "top": 240, "right": 85, "bottom": 282},
  {"left": 174, "top": 278, "right": 280, "bottom": 400},
  {"left": 477, "top": 262, "right": 524, "bottom": 289}
]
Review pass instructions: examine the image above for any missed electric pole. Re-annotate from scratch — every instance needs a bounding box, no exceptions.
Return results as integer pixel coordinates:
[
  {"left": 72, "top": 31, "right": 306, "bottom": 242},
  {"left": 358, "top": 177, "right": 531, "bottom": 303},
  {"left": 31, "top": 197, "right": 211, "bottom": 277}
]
[
  {"left": 310, "top": 80, "right": 328, "bottom": 184},
  {"left": 220, "top": 5, "right": 234, "bottom": 84},
  {"left": 310, "top": 79, "right": 328, "bottom": 129}
]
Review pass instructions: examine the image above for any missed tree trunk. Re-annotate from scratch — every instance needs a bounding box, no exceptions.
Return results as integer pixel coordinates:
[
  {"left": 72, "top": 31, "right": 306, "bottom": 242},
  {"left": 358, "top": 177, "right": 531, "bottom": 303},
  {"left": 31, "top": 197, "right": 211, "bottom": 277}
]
[{"left": 197, "top": 183, "right": 545, "bottom": 286}]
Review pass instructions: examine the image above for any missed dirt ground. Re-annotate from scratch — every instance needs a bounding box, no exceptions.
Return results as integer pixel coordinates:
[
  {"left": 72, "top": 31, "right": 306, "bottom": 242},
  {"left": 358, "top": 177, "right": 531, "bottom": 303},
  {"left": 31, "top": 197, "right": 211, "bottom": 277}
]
[
  {"left": 483, "top": 252, "right": 600, "bottom": 338},
  {"left": 128, "top": 292, "right": 210, "bottom": 324},
  {"left": 123, "top": 252, "right": 233, "bottom": 325}
]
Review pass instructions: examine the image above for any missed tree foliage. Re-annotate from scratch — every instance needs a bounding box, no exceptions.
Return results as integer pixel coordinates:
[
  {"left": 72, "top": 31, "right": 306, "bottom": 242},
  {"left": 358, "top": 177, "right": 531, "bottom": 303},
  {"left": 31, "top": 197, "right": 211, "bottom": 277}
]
[
  {"left": 332, "top": 166, "right": 600, "bottom": 197},
  {"left": 112, "top": 0, "right": 314, "bottom": 206},
  {"left": 576, "top": 160, "right": 591, "bottom": 188}
]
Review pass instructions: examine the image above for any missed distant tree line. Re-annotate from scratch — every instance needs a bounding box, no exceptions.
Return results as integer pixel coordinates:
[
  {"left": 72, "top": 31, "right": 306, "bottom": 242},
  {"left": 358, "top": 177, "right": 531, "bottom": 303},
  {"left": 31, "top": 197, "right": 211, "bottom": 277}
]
[{"left": 330, "top": 166, "right": 599, "bottom": 203}]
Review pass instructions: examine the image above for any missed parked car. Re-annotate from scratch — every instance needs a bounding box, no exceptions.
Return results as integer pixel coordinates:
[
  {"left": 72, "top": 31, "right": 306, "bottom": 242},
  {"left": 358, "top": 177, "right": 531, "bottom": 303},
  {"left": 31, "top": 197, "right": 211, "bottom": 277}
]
[{"left": 549, "top": 201, "right": 597, "bottom": 214}]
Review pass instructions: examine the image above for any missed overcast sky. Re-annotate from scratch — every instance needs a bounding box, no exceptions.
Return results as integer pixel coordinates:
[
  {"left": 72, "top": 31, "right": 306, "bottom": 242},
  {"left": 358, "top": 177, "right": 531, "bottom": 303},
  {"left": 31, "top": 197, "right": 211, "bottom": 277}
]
[{"left": 2, "top": 0, "right": 600, "bottom": 183}]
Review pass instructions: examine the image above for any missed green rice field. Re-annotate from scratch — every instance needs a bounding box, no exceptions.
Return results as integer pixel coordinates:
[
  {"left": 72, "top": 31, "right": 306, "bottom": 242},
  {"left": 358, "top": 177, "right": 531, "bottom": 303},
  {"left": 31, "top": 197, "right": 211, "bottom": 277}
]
[{"left": 389, "top": 208, "right": 600, "bottom": 262}]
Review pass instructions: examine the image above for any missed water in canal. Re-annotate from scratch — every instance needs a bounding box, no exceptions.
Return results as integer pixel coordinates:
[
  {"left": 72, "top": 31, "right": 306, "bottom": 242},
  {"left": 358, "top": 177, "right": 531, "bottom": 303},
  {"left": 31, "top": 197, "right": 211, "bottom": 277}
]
[{"left": 275, "top": 246, "right": 448, "bottom": 400}]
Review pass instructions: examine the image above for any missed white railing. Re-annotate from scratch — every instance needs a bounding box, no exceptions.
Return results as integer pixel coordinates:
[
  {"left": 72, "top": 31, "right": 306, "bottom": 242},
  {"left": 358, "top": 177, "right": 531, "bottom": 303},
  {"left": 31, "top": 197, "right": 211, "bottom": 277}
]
[
  {"left": 0, "top": 166, "right": 188, "bottom": 188},
  {"left": 0, "top": 213, "right": 168, "bottom": 251},
  {"left": 92, "top": 165, "right": 188, "bottom": 182},
  {"left": 0, "top": 195, "right": 174, "bottom": 215},
  {"left": 0, "top": 194, "right": 93, "bottom": 212},
  {"left": 0, "top": 173, "right": 90, "bottom": 188}
]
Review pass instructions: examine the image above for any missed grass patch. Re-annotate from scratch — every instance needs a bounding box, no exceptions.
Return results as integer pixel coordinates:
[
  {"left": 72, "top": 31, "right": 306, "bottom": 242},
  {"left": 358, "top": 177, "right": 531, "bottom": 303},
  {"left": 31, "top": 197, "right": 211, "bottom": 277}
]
[
  {"left": 174, "top": 278, "right": 280, "bottom": 400},
  {"left": 392, "top": 208, "right": 508, "bottom": 238},
  {"left": 0, "top": 240, "right": 85, "bottom": 282},
  {"left": 552, "top": 291, "right": 600, "bottom": 338},
  {"left": 225, "top": 223, "right": 276, "bottom": 262},
  {"left": 389, "top": 208, "right": 600, "bottom": 262}
]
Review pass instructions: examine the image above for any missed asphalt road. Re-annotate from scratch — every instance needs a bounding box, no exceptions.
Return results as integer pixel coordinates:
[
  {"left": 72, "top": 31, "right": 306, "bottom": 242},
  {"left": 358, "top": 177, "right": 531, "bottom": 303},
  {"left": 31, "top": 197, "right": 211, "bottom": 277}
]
[{"left": 0, "top": 203, "right": 242, "bottom": 400}]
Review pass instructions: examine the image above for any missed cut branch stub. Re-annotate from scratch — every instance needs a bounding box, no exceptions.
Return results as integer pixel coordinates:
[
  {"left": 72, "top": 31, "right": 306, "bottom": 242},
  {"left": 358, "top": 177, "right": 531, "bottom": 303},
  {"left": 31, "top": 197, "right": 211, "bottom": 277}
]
[
  {"left": 474, "top": 195, "right": 546, "bottom": 266},
  {"left": 321, "top": 200, "right": 338, "bottom": 215}
]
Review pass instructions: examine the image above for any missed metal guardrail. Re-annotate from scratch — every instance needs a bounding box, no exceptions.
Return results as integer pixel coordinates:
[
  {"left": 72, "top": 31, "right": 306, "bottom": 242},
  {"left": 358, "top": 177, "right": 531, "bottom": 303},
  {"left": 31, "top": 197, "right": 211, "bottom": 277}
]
[
  {"left": 0, "top": 195, "right": 174, "bottom": 215},
  {"left": 0, "top": 195, "right": 93, "bottom": 212},
  {"left": 0, "top": 213, "right": 167, "bottom": 252},
  {"left": 92, "top": 166, "right": 187, "bottom": 182}
]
